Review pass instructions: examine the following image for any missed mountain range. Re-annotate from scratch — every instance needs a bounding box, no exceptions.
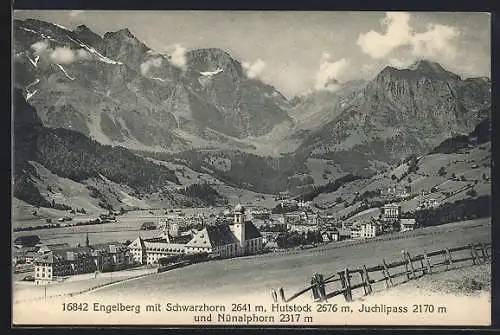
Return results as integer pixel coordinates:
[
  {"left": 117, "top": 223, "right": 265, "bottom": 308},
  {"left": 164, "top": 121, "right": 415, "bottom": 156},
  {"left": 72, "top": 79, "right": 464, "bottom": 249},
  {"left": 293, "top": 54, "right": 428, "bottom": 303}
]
[{"left": 12, "top": 18, "right": 491, "bottom": 206}]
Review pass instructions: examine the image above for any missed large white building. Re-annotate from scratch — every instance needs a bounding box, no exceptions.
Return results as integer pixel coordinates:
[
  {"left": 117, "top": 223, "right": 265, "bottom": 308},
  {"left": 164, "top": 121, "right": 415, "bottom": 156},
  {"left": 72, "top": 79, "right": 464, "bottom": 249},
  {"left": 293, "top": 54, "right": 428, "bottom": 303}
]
[
  {"left": 129, "top": 204, "right": 263, "bottom": 264},
  {"left": 360, "top": 220, "right": 383, "bottom": 238}
]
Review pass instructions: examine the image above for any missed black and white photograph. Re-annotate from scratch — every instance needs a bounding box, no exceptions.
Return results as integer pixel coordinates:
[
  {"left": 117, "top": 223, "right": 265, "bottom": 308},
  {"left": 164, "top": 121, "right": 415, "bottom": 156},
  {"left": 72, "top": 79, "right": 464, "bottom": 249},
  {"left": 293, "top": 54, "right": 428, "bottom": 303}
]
[{"left": 11, "top": 10, "right": 492, "bottom": 326}]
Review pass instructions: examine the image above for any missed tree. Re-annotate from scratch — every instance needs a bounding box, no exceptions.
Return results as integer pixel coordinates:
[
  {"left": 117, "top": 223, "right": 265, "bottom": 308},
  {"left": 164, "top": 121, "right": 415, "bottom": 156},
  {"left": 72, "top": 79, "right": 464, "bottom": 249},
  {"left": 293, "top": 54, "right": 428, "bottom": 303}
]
[
  {"left": 438, "top": 167, "right": 447, "bottom": 176},
  {"left": 391, "top": 174, "right": 397, "bottom": 180}
]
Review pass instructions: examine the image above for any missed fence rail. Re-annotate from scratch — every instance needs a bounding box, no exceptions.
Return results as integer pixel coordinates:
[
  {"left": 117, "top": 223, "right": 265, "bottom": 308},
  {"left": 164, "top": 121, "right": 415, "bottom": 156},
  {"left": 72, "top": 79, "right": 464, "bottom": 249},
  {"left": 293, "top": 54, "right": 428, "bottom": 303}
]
[{"left": 271, "top": 242, "right": 491, "bottom": 303}]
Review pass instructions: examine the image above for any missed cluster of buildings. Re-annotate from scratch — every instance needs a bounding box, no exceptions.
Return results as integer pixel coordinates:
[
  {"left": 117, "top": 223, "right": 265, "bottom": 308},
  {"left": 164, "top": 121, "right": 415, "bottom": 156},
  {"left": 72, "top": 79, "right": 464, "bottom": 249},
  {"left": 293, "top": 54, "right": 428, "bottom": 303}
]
[
  {"left": 14, "top": 204, "right": 264, "bottom": 285},
  {"left": 381, "top": 185, "right": 412, "bottom": 199},
  {"left": 128, "top": 204, "right": 264, "bottom": 265},
  {"left": 350, "top": 203, "right": 417, "bottom": 239},
  {"left": 31, "top": 236, "right": 131, "bottom": 285}
]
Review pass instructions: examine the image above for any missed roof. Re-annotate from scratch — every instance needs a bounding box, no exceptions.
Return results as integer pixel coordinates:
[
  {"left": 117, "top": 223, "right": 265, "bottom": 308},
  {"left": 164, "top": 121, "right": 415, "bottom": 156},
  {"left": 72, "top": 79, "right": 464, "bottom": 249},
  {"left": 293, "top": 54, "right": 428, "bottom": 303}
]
[
  {"left": 186, "top": 225, "right": 239, "bottom": 248},
  {"left": 143, "top": 242, "right": 185, "bottom": 252},
  {"left": 91, "top": 242, "right": 128, "bottom": 253},
  {"left": 337, "top": 228, "right": 351, "bottom": 236},
  {"left": 244, "top": 221, "right": 262, "bottom": 240},
  {"left": 400, "top": 218, "right": 416, "bottom": 225},
  {"left": 34, "top": 246, "right": 94, "bottom": 264},
  {"left": 129, "top": 237, "right": 146, "bottom": 249}
]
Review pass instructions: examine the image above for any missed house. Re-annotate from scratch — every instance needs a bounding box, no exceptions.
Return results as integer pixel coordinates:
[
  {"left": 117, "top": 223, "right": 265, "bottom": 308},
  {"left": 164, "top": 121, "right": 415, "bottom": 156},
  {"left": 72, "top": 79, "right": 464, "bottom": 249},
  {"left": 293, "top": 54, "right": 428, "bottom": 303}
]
[
  {"left": 33, "top": 242, "right": 132, "bottom": 284},
  {"left": 400, "top": 218, "right": 417, "bottom": 232},
  {"left": 13, "top": 246, "right": 40, "bottom": 264},
  {"left": 321, "top": 229, "right": 339, "bottom": 243},
  {"left": 350, "top": 227, "right": 362, "bottom": 239},
  {"left": 33, "top": 247, "right": 96, "bottom": 285},
  {"left": 337, "top": 228, "right": 351, "bottom": 241},
  {"left": 91, "top": 242, "right": 131, "bottom": 271},
  {"left": 37, "top": 243, "right": 70, "bottom": 254},
  {"left": 360, "top": 219, "right": 383, "bottom": 238},
  {"left": 382, "top": 203, "right": 401, "bottom": 220}
]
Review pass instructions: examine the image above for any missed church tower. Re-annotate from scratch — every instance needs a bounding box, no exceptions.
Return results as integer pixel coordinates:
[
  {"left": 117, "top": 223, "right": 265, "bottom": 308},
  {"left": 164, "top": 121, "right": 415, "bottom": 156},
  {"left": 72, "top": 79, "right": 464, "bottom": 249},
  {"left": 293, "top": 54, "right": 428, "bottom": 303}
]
[{"left": 232, "top": 203, "right": 246, "bottom": 252}]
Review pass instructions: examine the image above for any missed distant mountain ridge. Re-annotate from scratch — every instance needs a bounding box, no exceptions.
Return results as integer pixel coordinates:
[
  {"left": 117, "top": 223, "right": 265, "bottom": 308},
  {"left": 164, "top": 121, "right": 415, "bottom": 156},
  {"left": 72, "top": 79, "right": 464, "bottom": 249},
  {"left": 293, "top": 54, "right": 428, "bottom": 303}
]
[
  {"left": 296, "top": 59, "right": 490, "bottom": 176},
  {"left": 13, "top": 18, "right": 291, "bottom": 153},
  {"left": 12, "top": 18, "right": 491, "bottom": 197},
  {"left": 13, "top": 89, "right": 227, "bottom": 210}
]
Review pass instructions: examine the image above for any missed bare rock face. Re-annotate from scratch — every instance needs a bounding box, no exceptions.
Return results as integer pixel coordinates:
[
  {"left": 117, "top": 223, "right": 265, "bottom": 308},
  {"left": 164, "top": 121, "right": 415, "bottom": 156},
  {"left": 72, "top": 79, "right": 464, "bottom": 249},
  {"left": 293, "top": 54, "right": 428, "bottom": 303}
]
[
  {"left": 297, "top": 60, "right": 490, "bottom": 174},
  {"left": 13, "top": 19, "right": 292, "bottom": 151}
]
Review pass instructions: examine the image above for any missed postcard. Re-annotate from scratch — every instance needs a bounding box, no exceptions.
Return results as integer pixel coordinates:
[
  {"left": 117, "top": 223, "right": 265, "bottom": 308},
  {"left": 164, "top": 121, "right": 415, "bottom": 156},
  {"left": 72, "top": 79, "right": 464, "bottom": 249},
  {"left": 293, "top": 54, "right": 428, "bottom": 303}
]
[{"left": 11, "top": 10, "right": 492, "bottom": 327}]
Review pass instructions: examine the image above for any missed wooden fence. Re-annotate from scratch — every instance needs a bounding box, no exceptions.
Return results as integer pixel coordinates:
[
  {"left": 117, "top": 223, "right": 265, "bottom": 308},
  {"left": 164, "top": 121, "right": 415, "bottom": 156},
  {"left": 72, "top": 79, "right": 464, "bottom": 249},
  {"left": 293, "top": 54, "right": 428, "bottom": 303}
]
[{"left": 271, "top": 242, "right": 491, "bottom": 303}]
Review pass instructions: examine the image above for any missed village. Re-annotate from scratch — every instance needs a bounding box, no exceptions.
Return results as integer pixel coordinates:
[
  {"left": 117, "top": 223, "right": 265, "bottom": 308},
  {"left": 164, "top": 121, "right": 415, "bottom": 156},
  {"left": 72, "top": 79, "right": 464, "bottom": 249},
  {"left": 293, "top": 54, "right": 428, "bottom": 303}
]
[{"left": 13, "top": 184, "right": 425, "bottom": 287}]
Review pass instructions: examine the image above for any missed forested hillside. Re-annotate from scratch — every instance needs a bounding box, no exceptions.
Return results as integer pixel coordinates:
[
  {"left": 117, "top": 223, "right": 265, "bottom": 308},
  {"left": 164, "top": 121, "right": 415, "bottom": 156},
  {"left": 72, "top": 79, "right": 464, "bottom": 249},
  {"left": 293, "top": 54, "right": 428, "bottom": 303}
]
[{"left": 13, "top": 89, "right": 184, "bottom": 208}]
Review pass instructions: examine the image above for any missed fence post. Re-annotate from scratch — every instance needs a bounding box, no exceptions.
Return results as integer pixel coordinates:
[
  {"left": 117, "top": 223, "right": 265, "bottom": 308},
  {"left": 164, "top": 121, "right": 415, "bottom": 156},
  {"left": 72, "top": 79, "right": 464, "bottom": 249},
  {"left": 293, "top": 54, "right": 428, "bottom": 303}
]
[
  {"left": 423, "top": 250, "right": 432, "bottom": 275},
  {"left": 316, "top": 273, "right": 327, "bottom": 302},
  {"left": 279, "top": 288, "right": 286, "bottom": 302},
  {"left": 445, "top": 248, "right": 453, "bottom": 269},
  {"left": 344, "top": 268, "right": 353, "bottom": 302},
  {"left": 480, "top": 243, "right": 488, "bottom": 262},
  {"left": 382, "top": 258, "right": 393, "bottom": 287},
  {"left": 271, "top": 289, "right": 278, "bottom": 303},
  {"left": 406, "top": 251, "right": 416, "bottom": 279},
  {"left": 338, "top": 271, "right": 348, "bottom": 301},
  {"left": 402, "top": 250, "right": 410, "bottom": 280},
  {"left": 359, "top": 269, "right": 367, "bottom": 295},
  {"left": 469, "top": 244, "right": 478, "bottom": 265},
  {"left": 363, "top": 265, "right": 373, "bottom": 295},
  {"left": 311, "top": 275, "right": 320, "bottom": 302}
]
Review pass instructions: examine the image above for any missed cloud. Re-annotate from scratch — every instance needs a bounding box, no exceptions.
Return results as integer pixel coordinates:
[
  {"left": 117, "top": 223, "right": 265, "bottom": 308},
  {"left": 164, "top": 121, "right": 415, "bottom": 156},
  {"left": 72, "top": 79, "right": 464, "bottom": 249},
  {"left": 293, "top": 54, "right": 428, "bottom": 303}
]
[
  {"left": 31, "top": 40, "right": 50, "bottom": 56},
  {"left": 169, "top": 44, "right": 187, "bottom": 70},
  {"left": 242, "top": 58, "right": 266, "bottom": 79},
  {"left": 357, "top": 12, "right": 459, "bottom": 60},
  {"left": 140, "top": 56, "right": 163, "bottom": 75},
  {"left": 50, "top": 47, "right": 75, "bottom": 64},
  {"left": 76, "top": 49, "right": 92, "bottom": 60},
  {"left": 314, "top": 52, "right": 349, "bottom": 91},
  {"left": 411, "top": 24, "right": 459, "bottom": 59},
  {"left": 30, "top": 40, "right": 93, "bottom": 64}
]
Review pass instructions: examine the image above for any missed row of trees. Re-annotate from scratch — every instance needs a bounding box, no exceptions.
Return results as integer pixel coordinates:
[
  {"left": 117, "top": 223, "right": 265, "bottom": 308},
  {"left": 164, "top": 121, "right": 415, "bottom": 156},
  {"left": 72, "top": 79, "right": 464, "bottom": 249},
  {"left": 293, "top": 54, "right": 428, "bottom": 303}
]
[
  {"left": 414, "top": 195, "right": 490, "bottom": 227},
  {"left": 275, "top": 230, "right": 323, "bottom": 249}
]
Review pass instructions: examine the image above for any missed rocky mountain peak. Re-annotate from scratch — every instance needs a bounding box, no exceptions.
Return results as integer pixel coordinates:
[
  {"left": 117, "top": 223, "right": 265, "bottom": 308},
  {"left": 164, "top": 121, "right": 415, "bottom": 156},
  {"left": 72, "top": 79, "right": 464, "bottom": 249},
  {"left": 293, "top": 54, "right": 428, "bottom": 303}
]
[
  {"left": 73, "top": 24, "right": 103, "bottom": 48},
  {"left": 186, "top": 48, "right": 242, "bottom": 73}
]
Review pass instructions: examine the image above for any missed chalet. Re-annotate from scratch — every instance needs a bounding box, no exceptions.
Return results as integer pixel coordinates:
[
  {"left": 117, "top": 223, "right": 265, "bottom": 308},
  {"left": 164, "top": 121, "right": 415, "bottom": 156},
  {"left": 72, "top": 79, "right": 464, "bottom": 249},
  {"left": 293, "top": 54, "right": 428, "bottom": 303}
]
[
  {"left": 360, "top": 219, "right": 383, "bottom": 238},
  {"left": 321, "top": 229, "right": 339, "bottom": 243},
  {"left": 400, "top": 218, "right": 417, "bottom": 232}
]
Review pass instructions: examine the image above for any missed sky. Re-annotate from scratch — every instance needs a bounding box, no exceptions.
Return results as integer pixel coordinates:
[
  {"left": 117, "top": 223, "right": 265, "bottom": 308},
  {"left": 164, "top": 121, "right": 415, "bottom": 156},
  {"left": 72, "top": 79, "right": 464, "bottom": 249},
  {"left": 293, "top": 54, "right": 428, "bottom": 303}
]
[{"left": 14, "top": 10, "right": 491, "bottom": 98}]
